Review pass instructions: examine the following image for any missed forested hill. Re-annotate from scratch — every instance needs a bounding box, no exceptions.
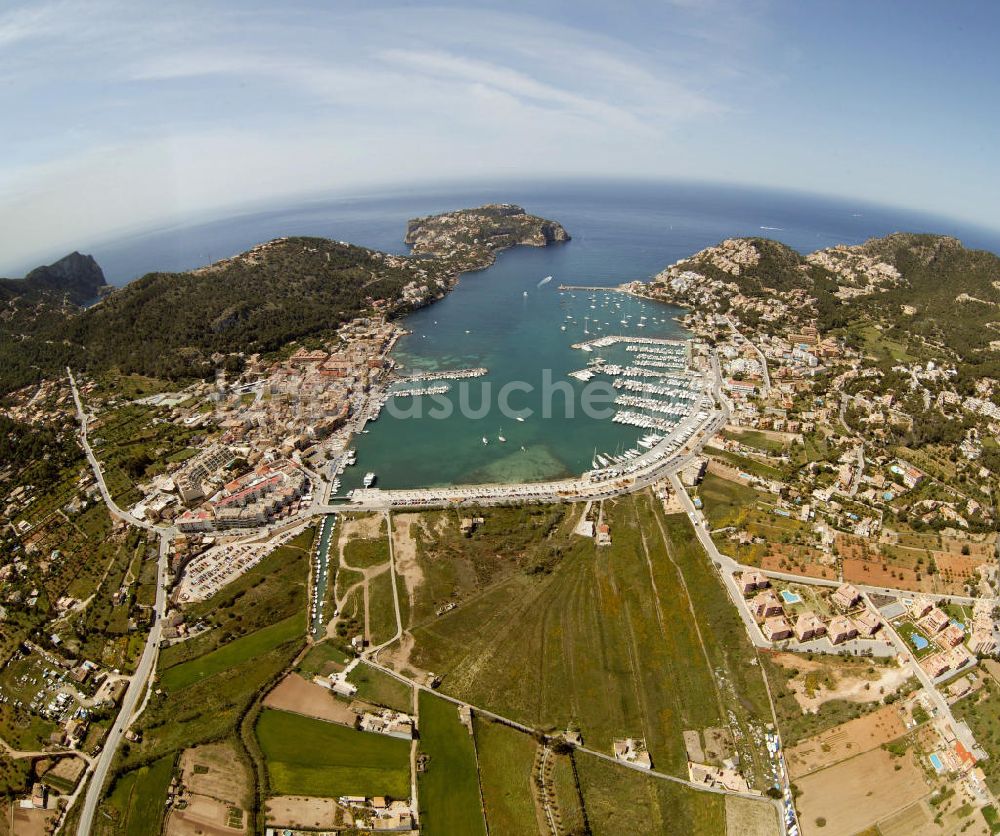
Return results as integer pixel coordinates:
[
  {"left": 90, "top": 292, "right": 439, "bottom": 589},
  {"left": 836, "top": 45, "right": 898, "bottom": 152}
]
[
  {"left": 844, "top": 233, "right": 1000, "bottom": 361},
  {"left": 0, "top": 205, "right": 569, "bottom": 394},
  {"left": 649, "top": 232, "right": 1000, "bottom": 380}
]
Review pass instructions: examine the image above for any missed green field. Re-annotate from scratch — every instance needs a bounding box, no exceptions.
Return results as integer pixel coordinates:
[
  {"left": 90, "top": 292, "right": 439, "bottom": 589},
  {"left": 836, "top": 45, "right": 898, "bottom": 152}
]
[
  {"left": 343, "top": 533, "right": 390, "bottom": 568},
  {"left": 698, "top": 471, "right": 763, "bottom": 530},
  {"left": 348, "top": 662, "right": 414, "bottom": 712},
  {"left": 704, "top": 446, "right": 785, "bottom": 481},
  {"left": 647, "top": 505, "right": 774, "bottom": 786},
  {"left": 417, "top": 692, "right": 487, "bottom": 836},
  {"left": 257, "top": 708, "right": 410, "bottom": 798},
  {"left": 159, "top": 613, "right": 304, "bottom": 691},
  {"left": 117, "top": 536, "right": 309, "bottom": 771},
  {"left": 97, "top": 756, "right": 174, "bottom": 836},
  {"left": 473, "top": 717, "right": 539, "bottom": 836},
  {"left": 297, "top": 641, "right": 350, "bottom": 678},
  {"left": 367, "top": 568, "right": 399, "bottom": 646},
  {"left": 161, "top": 527, "right": 314, "bottom": 667},
  {"left": 575, "top": 751, "right": 724, "bottom": 835},
  {"left": 411, "top": 494, "right": 726, "bottom": 776},
  {"left": 721, "top": 428, "right": 788, "bottom": 454}
]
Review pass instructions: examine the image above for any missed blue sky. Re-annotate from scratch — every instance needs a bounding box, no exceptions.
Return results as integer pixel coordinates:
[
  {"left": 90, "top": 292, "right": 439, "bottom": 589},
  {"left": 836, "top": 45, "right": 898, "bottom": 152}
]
[{"left": 1, "top": 0, "right": 998, "bottom": 270}]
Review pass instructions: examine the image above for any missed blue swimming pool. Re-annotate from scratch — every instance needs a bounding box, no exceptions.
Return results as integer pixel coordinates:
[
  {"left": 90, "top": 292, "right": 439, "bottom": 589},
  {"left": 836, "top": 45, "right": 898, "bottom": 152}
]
[
  {"left": 929, "top": 753, "right": 944, "bottom": 773},
  {"left": 780, "top": 590, "right": 802, "bottom": 605},
  {"left": 910, "top": 632, "right": 929, "bottom": 651}
]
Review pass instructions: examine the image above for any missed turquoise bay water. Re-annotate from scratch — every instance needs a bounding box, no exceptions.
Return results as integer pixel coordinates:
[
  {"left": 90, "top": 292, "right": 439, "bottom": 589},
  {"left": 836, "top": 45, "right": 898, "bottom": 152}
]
[
  {"left": 79, "top": 180, "right": 1000, "bottom": 490},
  {"left": 349, "top": 255, "right": 689, "bottom": 489}
]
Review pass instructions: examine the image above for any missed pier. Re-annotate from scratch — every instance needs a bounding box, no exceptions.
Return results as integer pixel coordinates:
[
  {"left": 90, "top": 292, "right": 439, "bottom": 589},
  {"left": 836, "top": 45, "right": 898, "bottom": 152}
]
[
  {"left": 390, "top": 384, "right": 450, "bottom": 397},
  {"left": 393, "top": 367, "right": 487, "bottom": 383},
  {"left": 570, "top": 334, "right": 689, "bottom": 351},
  {"left": 558, "top": 284, "right": 627, "bottom": 292}
]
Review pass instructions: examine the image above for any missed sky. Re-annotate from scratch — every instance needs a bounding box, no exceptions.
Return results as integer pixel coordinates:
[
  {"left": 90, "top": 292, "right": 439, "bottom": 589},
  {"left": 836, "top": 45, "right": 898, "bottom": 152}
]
[{"left": 1, "top": 0, "right": 999, "bottom": 272}]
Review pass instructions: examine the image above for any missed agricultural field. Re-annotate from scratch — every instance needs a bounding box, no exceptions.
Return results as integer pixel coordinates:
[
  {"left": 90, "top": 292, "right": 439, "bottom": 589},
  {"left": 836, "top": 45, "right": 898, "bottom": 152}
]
[
  {"left": 698, "top": 471, "right": 764, "bottom": 530},
  {"left": 160, "top": 527, "right": 314, "bottom": 667},
  {"left": 367, "top": 568, "right": 399, "bottom": 646},
  {"left": 167, "top": 741, "right": 250, "bottom": 836},
  {"left": 296, "top": 641, "right": 349, "bottom": 679},
  {"left": 159, "top": 613, "right": 304, "bottom": 692},
  {"left": 575, "top": 752, "right": 726, "bottom": 835},
  {"left": 347, "top": 662, "right": 413, "bottom": 712},
  {"left": 95, "top": 755, "right": 175, "bottom": 836},
  {"left": 784, "top": 704, "right": 908, "bottom": 778},
  {"left": 793, "top": 746, "right": 927, "bottom": 836},
  {"left": 408, "top": 493, "right": 773, "bottom": 787},
  {"left": 704, "top": 445, "right": 785, "bottom": 481},
  {"left": 417, "top": 692, "right": 486, "bottom": 836},
  {"left": 473, "top": 716, "right": 539, "bottom": 836},
  {"left": 256, "top": 708, "right": 410, "bottom": 799},
  {"left": 342, "top": 531, "right": 390, "bottom": 568},
  {"left": 721, "top": 427, "right": 790, "bottom": 455},
  {"left": 109, "top": 533, "right": 310, "bottom": 775},
  {"left": 87, "top": 402, "right": 209, "bottom": 507}
]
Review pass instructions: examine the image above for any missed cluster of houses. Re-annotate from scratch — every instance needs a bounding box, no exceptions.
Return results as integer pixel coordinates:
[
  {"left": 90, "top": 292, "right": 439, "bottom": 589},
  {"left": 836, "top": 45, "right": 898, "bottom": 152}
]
[
  {"left": 336, "top": 795, "right": 415, "bottom": 832},
  {"left": 740, "top": 573, "right": 882, "bottom": 646},
  {"left": 359, "top": 709, "right": 414, "bottom": 740},
  {"left": 175, "top": 458, "right": 307, "bottom": 532},
  {"left": 906, "top": 598, "right": 979, "bottom": 680}
]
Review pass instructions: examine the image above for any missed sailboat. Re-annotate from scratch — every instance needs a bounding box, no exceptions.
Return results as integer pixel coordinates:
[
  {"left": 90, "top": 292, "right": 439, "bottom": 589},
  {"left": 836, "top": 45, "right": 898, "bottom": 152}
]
[
  {"left": 482, "top": 436, "right": 489, "bottom": 445},
  {"left": 498, "top": 428, "right": 507, "bottom": 443}
]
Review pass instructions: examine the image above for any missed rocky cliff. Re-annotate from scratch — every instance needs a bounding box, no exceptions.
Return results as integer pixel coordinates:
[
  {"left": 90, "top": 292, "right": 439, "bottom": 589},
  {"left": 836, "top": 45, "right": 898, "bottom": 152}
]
[{"left": 0, "top": 251, "right": 108, "bottom": 306}]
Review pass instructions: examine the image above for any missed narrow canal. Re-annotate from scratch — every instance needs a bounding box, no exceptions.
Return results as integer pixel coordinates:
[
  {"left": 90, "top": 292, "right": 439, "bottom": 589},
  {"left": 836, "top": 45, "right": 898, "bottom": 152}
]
[{"left": 312, "top": 514, "right": 336, "bottom": 637}]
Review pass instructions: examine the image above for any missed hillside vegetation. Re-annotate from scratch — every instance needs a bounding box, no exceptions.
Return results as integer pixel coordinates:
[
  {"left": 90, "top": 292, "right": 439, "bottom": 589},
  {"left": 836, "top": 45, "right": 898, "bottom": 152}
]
[{"left": 0, "top": 205, "right": 568, "bottom": 394}]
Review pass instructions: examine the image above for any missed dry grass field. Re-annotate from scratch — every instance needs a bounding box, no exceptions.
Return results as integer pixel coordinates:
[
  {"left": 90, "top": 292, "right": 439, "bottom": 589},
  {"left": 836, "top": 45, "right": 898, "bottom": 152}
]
[
  {"left": 795, "top": 747, "right": 928, "bottom": 836},
  {"left": 785, "top": 704, "right": 907, "bottom": 778},
  {"left": 263, "top": 672, "right": 358, "bottom": 725}
]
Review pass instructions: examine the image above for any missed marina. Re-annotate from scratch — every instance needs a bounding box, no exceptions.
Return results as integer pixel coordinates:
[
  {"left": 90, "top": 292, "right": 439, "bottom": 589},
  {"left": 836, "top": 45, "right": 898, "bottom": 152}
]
[{"left": 338, "top": 228, "right": 695, "bottom": 491}]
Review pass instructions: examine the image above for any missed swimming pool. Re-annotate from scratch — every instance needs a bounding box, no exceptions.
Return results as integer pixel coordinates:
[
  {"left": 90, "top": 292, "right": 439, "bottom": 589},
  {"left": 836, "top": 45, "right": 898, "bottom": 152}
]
[
  {"left": 910, "top": 632, "right": 929, "bottom": 651},
  {"left": 780, "top": 590, "right": 802, "bottom": 605},
  {"left": 929, "top": 753, "right": 944, "bottom": 773}
]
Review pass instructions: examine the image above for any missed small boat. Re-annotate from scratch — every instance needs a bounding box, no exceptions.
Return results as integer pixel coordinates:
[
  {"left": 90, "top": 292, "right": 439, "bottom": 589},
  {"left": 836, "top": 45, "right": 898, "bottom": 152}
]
[
  {"left": 560, "top": 325, "right": 566, "bottom": 331},
  {"left": 482, "top": 436, "right": 489, "bottom": 445},
  {"left": 515, "top": 416, "right": 525, "bottom": 422},
  {"left": 363, "top": 472, "right": 376, "bottom": 488},
  {"left": 537, "top": 275, "right": 553, "bottom": 288},
  {"left": 523, "top": 291, "right": 528, "bottom": 297},
  {"left": 498, "top": 429, "right": 506, "bottom": 442}
]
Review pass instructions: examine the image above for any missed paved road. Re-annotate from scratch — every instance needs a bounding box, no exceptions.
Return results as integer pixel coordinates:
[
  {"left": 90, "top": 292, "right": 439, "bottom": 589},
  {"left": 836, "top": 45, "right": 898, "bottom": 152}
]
[
  {"left": 69, "top": 369, "right": 171, "bottom": 836},
  {"left": 726, "top": 317, "right": 770, "bottom": 397}
]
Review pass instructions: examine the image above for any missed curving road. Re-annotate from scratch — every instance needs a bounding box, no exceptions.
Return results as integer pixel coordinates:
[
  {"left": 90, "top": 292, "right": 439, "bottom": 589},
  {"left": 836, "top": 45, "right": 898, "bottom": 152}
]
[{"left": 68, "top": 370, "right": 171, "bottom": 836}]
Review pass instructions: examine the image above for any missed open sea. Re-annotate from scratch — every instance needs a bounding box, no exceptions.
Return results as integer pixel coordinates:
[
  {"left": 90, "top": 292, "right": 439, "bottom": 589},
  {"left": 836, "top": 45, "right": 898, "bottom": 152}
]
[{"left": 83, "top": 179, "right": 1000, "bottom": 489}]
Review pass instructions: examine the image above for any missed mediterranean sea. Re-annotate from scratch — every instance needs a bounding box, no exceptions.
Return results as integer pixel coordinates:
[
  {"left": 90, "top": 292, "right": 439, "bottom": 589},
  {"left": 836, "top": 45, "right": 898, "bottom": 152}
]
[{"left": 83, "top": 179, "right": 1000, "bottom": 489}]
